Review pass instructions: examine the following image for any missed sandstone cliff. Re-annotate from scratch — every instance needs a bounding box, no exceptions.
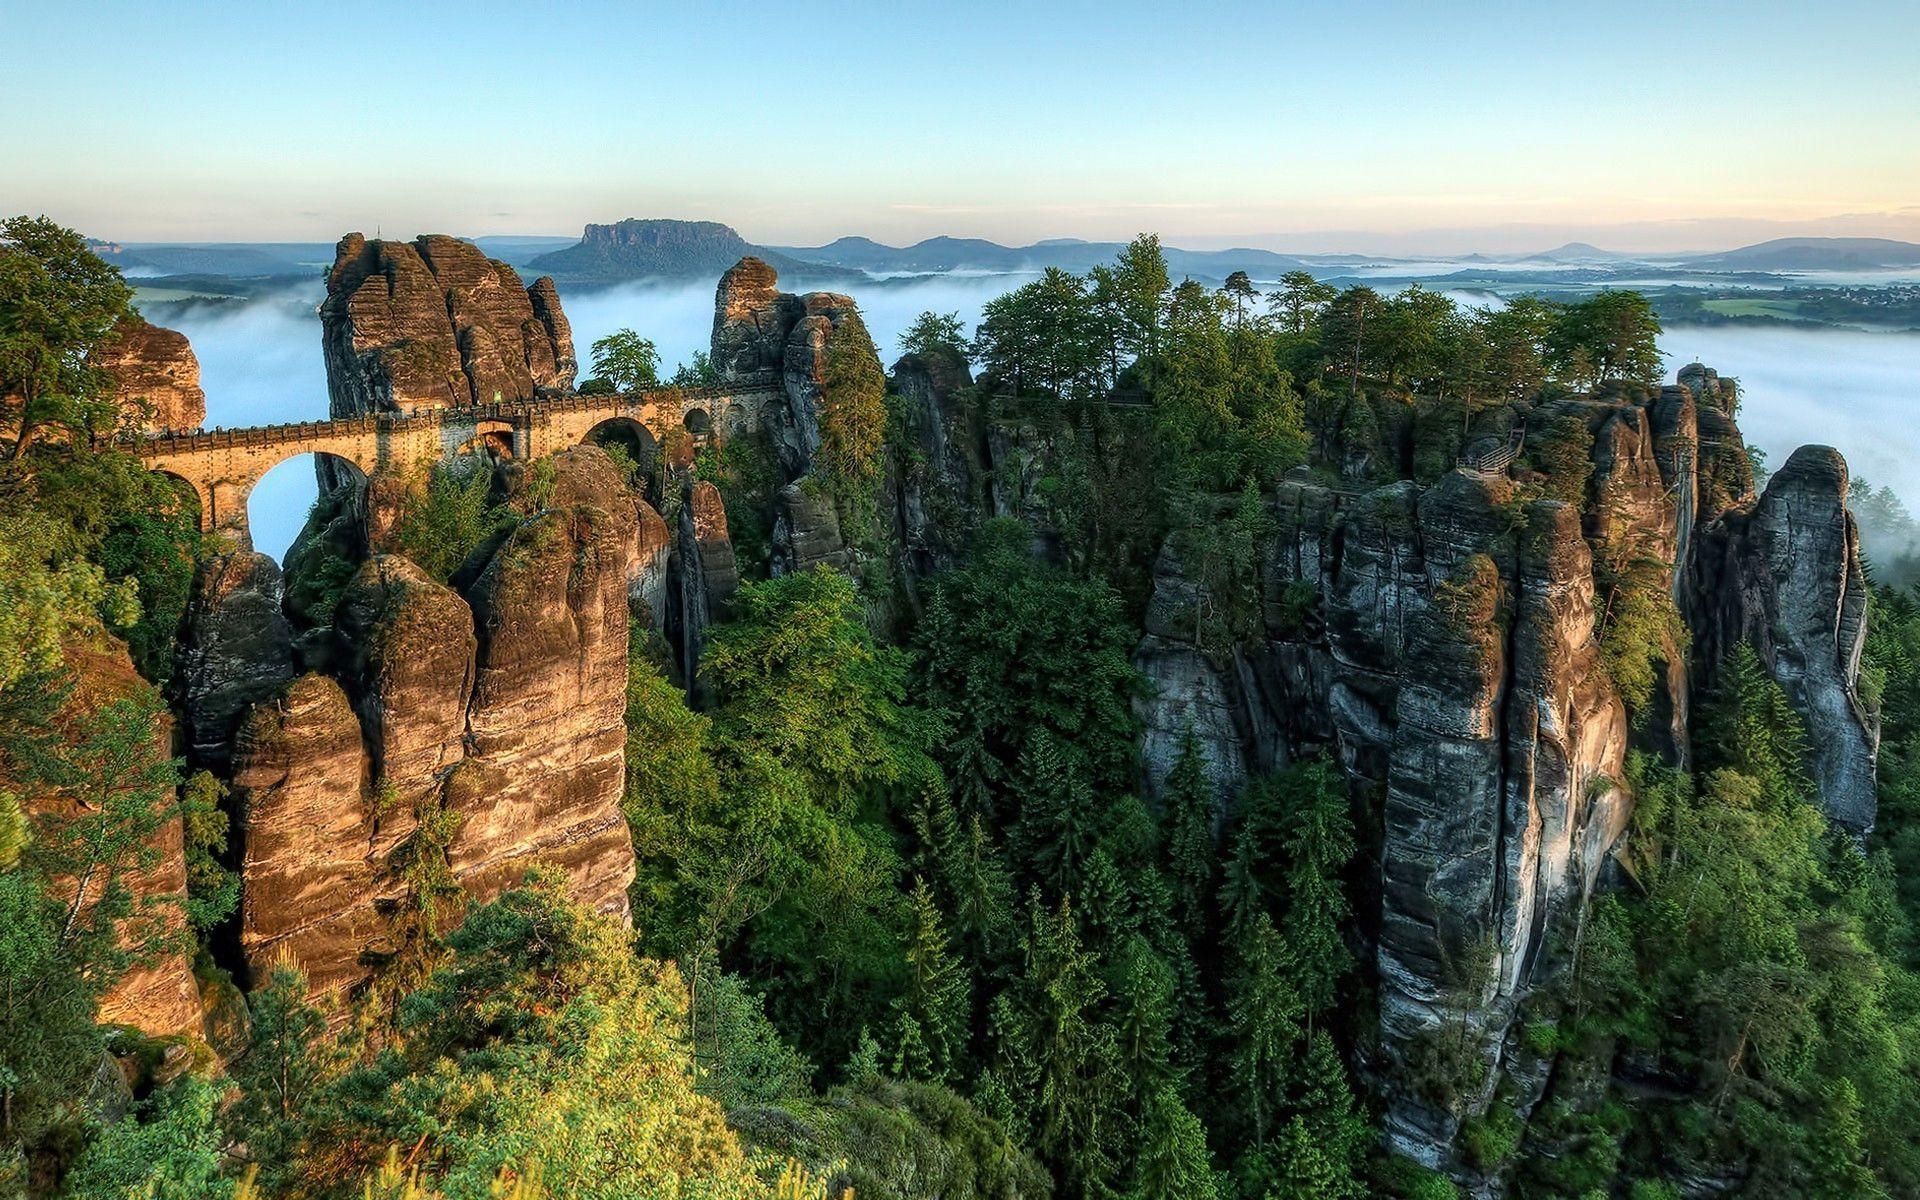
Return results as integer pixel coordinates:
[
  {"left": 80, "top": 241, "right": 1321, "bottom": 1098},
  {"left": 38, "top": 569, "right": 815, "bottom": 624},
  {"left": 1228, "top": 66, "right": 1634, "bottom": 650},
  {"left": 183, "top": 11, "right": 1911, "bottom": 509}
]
[
  {"left": 208, "top": 448, "right": 644, "bottom": 1000},
  {"left": 1119, "top": 366, "right": 1877, "bottom": 1170},
  {"left": 95, "top": 314, "right": 205, "bottom": 433},
  {"left": 43, "top": 635, "right": 202, "bottom": 1037},
  {"left": 320, "top": 233, "right": 576, "bottom": 416},
  {"left": 711, "top": 257, "right": 866, "bottom": 481}
]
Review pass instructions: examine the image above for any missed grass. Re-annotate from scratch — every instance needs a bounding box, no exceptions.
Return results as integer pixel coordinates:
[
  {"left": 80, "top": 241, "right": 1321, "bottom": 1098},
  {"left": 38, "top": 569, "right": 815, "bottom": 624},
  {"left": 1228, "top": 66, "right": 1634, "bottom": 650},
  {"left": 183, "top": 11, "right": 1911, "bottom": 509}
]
[{"left": 1700, "top": 297, "right": 1808, "bottom": 320}]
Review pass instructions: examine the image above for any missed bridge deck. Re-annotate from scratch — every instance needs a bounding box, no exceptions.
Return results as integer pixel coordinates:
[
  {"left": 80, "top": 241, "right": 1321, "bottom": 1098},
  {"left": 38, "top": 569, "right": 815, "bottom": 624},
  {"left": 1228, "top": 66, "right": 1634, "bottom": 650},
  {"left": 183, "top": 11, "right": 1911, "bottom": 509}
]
[{"left": 126, "top": 376, "right": 775, "bottom": 455}]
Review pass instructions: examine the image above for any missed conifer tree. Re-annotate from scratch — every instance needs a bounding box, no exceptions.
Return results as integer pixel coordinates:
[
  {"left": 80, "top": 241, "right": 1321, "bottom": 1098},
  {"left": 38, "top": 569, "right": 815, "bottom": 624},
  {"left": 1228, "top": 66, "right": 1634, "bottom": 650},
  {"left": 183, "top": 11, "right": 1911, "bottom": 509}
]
[
  {"left": 1128, "top": 1086, "right": 1218, "bottom": 1200},
  {"left": 1226, "top": 910, "right": 1303, "bottom": 1145},
  {"left": 890, "top": 877, "right": 971, "bottom": 1085}
]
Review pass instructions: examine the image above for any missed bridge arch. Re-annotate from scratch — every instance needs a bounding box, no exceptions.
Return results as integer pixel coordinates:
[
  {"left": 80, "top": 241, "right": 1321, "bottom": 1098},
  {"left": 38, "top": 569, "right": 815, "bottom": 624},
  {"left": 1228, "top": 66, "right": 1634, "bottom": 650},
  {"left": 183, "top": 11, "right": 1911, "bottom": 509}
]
[
  {"left": 584, "top": 416, "right": 660, "bottom": 476},
  {"left": 246, "top": 451, "right": 370, "bottom": 561},
  {"left": 457, "top": 419, "right": 517, "bottom": 460}
]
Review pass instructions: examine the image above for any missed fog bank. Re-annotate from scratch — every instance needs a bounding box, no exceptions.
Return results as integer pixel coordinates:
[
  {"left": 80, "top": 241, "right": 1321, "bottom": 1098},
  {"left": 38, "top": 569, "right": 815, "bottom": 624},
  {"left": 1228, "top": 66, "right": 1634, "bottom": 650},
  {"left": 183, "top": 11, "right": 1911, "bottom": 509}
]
[{"left": 152, "top": 277, "right": 1920, "bottom": 564}]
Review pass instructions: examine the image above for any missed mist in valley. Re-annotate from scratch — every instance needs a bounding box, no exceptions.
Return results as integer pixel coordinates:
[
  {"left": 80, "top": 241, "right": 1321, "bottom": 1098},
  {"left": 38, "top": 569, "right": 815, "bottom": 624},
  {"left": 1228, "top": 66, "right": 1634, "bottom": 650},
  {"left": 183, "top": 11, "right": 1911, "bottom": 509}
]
[{"left": 150, "top": 277, "right": 1920, "bottom": 566}]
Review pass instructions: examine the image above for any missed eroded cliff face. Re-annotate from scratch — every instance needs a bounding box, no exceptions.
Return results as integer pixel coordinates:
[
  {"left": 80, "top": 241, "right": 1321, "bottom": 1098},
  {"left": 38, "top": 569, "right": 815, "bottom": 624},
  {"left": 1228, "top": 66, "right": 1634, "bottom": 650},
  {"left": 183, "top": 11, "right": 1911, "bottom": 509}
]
[
  {"left": 201, "top": 448, "right": 647, "bottom": 1001},
  {"left": 1692, "top": 444, "right": 1877, "bottom": 832},
  {"left": 1123, "top": 365, "right": 1876, "bottom": 1171},
  {"left": 95, "top": 314, "right": 205, "bottom": 433},
  {"left": 320, "top": 233, "right": 576, "bottom": 416}
]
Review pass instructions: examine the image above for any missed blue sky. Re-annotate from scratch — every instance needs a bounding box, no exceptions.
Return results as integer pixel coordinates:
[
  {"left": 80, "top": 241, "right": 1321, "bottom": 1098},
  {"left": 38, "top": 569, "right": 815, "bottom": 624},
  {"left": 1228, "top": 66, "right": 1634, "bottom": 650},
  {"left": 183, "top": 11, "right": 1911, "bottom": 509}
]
[{"left": 5, "top": 0, "right": 1916, "bottom": 252}]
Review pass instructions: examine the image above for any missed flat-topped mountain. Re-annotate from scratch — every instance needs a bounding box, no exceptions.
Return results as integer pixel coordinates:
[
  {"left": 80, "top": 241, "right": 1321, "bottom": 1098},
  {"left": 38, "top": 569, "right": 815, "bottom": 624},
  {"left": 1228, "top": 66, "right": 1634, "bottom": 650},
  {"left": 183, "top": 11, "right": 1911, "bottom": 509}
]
[{"left": 527, "top": 218, "right": 852, "bottom": 282}]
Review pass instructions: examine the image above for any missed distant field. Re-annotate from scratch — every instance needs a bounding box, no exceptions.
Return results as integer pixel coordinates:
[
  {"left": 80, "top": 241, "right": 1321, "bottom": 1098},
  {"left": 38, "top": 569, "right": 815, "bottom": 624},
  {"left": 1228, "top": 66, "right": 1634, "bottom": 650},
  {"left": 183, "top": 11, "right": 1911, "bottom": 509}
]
[
  {"left": 1701, "top": 297, "right": 1809, "bottom": 320},
  {"left": 132, "top": 286, "right": 242, "bottom": 303}
]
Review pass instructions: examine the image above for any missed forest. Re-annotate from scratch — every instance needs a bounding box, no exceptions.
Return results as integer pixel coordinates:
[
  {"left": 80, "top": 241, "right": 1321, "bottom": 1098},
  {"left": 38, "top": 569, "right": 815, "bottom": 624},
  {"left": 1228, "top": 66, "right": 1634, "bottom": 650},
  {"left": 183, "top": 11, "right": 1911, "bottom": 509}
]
[{"left": 3, "top": 217, "right": 1919, "bottom": 1199}]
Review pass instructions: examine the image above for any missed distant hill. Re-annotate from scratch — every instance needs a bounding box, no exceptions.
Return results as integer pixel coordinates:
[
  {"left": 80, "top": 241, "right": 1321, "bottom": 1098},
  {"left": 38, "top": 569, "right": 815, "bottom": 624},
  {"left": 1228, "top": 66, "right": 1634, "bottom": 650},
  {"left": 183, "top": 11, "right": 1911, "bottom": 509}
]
[
  {"left": 108, "top": 243, "right": 329, "bottom": 278},
  {"left": 1531, "top": 242, "right": 1627, "bottom": 264},
  {"left": 772, "top": 235, "right": 1309, "bottom": 280},
  {"left": 1682, "top": 237, "right": 1920, "bottom": 272},
  {"left": 472, "top": 235, "right": 580, "bottom": 268},
  {"left": 528, "top": 219, "right": 856, "bottom": 283}
]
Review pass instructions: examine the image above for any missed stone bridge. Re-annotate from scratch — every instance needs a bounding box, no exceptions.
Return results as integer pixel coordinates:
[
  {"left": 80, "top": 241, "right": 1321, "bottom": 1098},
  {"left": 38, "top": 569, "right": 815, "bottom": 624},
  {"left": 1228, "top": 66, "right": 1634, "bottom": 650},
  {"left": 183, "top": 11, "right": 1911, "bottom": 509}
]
[{"left": 134, "top": 376, "right": 783, "bottom": 536}]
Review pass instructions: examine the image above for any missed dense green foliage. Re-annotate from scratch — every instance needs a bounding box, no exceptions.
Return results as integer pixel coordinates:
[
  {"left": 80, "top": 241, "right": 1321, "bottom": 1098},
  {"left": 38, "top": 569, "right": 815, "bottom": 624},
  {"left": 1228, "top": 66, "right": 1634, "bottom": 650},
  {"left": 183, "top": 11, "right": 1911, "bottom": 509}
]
[{"left": 10, "top": 218, "right": 1920, "bottom": 1200}]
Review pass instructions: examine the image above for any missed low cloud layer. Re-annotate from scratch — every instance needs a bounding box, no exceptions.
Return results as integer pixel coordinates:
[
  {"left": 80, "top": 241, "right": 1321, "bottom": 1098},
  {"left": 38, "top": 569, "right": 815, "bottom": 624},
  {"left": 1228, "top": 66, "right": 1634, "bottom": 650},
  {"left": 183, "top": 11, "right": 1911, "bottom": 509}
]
[{"left": 149, "top": 278, "right": 1920, "bottom": 565}]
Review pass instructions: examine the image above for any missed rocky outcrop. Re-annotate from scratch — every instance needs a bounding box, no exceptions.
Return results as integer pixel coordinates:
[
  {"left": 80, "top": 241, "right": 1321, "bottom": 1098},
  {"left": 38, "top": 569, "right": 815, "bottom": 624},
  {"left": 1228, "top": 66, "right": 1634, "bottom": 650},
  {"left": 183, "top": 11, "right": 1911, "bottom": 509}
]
[
  {"left": 773, "top": 482, "right": 852, "bottom": 576},
  {"left": 460, "top": 450, "right": 638, "bottom": 917},
  {"left": 230, "top": 448, "right": 645, "bottom": 999},
  {"left": 674, "top": 481, "right": 740, "bottom": 689},
  {"left": 1694, "top": 445, "right": 1877, "bottom": 832},
  {"left": 333, "top": 556, "right": 475, "bottom": 853},
  {"left": 175, "top": 553, "right": 295, "bottom": 771},
  {"left": 321, "top": 233, "right": 575, "bottom": 417},
  {"left": 96, "top": 314, "right": 205, "bottom": 433},
  {"left": 1127, "top": 364, "right": 1866, "bottom": 1171},
  {"left": 34, "top": 635, "right": 201, "bottom": 1036},
  {"left": 232, "top": 673, "right": 382, "bottom": 998},
  {"left": 710, "top": 257, "right": 868, "bottom": 479},
  {"left": 712, "top": 257, "right": 798, "bottom": 379}
]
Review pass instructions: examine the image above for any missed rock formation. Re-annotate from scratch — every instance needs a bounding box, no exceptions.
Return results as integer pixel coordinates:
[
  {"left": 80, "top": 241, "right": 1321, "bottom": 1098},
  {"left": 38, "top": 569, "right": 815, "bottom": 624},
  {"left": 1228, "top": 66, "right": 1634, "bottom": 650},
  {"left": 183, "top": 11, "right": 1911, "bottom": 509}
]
[
  {"left": 710, "top": 257, "right": 864, "bottom": 479},
  {"left": 95, "top": 314, "right": 205, "bottom": 433},
  {"left": 1115, "top": 366, "right": 1877, "bottom": 1169},
  {"left": 37, "top": 635, "right": 201, "bottom": 1037},
  {"left": 675, "top": 480, "right": 740, "bottom": 690},
  {"left": 1693, "top": 444, "right": 1877, "bottom": 832},
  {"left": 174, "top": 553, "right": 295, "bottom": 771},
  {"left": 320, "top": 233, "right": 576, "bottom": 417},
  {"left": 209, "top": 447, "right": 642, "bottom": 1000}
]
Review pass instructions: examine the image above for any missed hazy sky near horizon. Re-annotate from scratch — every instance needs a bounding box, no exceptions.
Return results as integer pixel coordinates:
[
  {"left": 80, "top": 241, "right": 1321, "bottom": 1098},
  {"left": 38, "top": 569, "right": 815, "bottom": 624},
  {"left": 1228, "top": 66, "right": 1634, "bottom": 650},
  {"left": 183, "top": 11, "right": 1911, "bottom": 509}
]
[{"left": 5, "top": 0, "right": 1916, "bottom": 254}]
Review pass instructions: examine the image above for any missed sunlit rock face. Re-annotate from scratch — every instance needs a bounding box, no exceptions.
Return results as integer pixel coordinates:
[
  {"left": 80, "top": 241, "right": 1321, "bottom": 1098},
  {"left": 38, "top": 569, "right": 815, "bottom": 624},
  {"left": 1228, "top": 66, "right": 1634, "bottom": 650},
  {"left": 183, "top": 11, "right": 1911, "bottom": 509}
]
[
  {"left": 1125, "top": 365, "right": 1876, "bottom": 1170},
  {"left": 28, "top": 634, "right": 202, "bottom": 1037},
  {"left": 95, "top": 313, "right": 205, "bottom": 433},
  {"left": 320, "top": 233, "right": 576, "bottom": 416},
  {"left": 224, "top": 449, "right": 643, "bottom": 1003}
]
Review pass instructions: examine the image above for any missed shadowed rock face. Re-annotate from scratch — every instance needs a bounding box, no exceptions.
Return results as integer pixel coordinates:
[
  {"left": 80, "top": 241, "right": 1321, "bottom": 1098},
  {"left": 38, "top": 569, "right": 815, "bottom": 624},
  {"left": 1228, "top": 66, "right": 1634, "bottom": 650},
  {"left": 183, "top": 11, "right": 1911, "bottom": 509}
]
[
  {"left": 675, "top": 480, "right": 740, "bottom": 692},
  {"left": 321, "top": 233, "right": 576, "bottom": 416},
  {"left": 175, "top": 553, "right": 296, "bottom": 772},
  {"left": 225, "top": 448, "right": 642, "bottom": 1000},
  {"left": 95, "top": 314, "right": 205, "bottom": 433},
  {"left": 1693, "top": 444, "right": 1877, "bottom": 832}
]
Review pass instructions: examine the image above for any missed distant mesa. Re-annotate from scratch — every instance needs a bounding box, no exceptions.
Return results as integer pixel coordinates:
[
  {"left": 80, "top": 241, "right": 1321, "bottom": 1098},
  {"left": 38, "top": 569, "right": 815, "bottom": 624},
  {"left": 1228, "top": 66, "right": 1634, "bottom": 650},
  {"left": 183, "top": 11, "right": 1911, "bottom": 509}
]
[{"left": 527, "top": 218, "right": 850, "bottom": 283}]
